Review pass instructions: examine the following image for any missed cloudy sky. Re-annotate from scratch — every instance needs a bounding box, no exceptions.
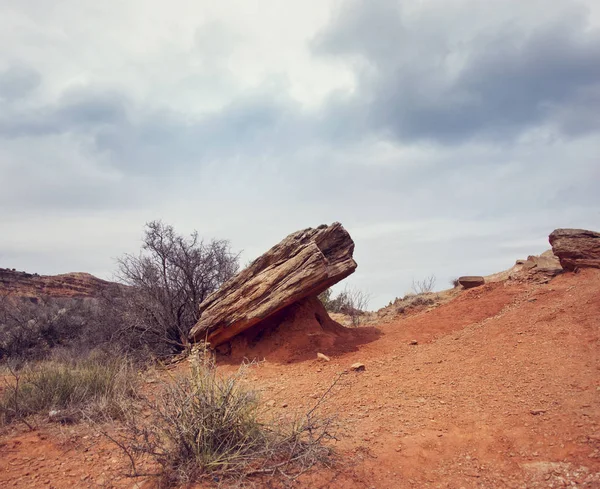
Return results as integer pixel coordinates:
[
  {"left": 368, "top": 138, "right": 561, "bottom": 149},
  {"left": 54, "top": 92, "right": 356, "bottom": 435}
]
[{"left": 1, "top": 0, "right": 599, "bottom": 308}]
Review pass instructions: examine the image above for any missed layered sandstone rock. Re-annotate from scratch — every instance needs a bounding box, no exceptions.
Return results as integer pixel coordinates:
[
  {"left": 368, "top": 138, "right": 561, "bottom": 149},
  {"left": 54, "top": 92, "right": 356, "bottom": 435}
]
[
  {"left": 0, "top": 268, "right": 121, "bottom": 300},
  {"left": 549, "top": 229, "right": 600, "bottom": 271},
  {"left": 189, "top": 222, "right": 357, "bottom": 347}
]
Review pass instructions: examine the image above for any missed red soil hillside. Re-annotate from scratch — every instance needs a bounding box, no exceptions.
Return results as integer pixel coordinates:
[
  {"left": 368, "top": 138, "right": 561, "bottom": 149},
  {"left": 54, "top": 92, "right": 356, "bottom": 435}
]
[
  {"left": 1, "top": 268, "right": 599, "bottom": 488},
  {"left": 0, "top": 268, "right": 121, "bottom": 299}
]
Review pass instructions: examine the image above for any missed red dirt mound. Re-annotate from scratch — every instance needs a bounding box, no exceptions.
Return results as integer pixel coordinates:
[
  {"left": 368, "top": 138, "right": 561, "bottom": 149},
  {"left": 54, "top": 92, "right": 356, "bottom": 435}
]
[
  {"left": 219, "top": 296, "right": 381, "bottom": 364},
  {"left": 2, "top": 268, "right": 599, "bottom": 489}
]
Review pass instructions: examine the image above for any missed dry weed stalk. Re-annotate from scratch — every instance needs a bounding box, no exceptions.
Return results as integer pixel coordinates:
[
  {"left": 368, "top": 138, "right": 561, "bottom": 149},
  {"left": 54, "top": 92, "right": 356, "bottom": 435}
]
[
  {"left": 412, "top": 275, "right": 436, "bottom": 294},
  {"left": 1, "top": 361, "right": 35, "bottom": 430}
]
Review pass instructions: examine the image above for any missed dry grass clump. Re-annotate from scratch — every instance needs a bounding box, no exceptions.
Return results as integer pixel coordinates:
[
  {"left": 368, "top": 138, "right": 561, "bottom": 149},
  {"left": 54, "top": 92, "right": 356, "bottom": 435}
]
[
  {"left": 0, "top": 352, "right": 137, "bottom": 426},
  {"left": 374, "top": 275, "right": 440, "bottom": 317},
  {"left": 114, "top": 348, "right": 337, "bottom": 486},
  {"left": 383, "top": 291, "right": 441, "bottom": 316}
]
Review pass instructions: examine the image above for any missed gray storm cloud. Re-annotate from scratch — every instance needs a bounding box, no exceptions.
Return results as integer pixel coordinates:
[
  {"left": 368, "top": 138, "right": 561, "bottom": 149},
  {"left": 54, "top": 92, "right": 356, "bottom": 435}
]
[
  {"left": 0, "top": 0, "right": 598, "bottom": 307},
  {"left": 313, "top": 0, "right": 600, "bottom": 142}
]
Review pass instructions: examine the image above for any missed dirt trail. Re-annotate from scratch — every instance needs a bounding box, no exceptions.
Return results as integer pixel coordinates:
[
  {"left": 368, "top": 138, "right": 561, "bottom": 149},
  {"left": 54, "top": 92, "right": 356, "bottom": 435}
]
[{"left": 2, "top": 269, "right": 599, "bottom": 488}]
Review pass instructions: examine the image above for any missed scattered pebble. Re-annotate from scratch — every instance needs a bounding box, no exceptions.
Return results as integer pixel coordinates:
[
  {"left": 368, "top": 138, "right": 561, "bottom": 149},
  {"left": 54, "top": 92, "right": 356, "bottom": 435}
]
[{"left": 351, "top": 362, "right": 366, "bottom": 372}]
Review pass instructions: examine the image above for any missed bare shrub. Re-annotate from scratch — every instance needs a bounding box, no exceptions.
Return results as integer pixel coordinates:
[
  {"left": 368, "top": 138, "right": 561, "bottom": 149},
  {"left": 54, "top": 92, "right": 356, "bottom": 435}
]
[
  {"left": 0, "top": 295, "right": 123, "bottom": 362},
  {"left": 450, "top": 277, "right": 460, "bottom": 288},
  {"left": 411, "top": 275, "right": 436, "bottom": 294},
  {"left": 319, "top": 286, "right": 371, "bottom": 326},
  {"left": 0, "top": 352, "right": 137, "bottom": 426},
  {"left": 0, "top": 295, "right": 73, "bottom": 361},
  {"left": 343, "top": 287, "right": 371, "bottom": 326},
  {"left": 0, "top": 221, "right": 239, "bottom": 362},
  {"left": 0, "top": 292, "right": 144, "bottom": 363},
  {"left": 110, "top": 352, "right": 336, "bottom": 485},
  {"left": 116, "top": 221, "right": 239, "bottom": 356}
]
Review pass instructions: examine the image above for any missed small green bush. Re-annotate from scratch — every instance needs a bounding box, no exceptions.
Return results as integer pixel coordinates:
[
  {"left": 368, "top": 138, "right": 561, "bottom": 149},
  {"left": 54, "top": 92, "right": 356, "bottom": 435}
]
[{"left": 0, "top": 353, "right": 137, "bottom": 425}]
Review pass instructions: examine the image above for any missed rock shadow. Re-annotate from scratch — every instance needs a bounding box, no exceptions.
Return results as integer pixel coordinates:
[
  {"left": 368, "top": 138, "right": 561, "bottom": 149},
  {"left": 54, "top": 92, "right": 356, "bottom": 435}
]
[{"left": 215, "top": 296, "right": 382, "bottom": 366}]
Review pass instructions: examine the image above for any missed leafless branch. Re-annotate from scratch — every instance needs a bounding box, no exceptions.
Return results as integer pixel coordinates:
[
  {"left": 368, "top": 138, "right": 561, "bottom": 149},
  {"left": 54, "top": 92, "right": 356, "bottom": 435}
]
[{"left": 412, "top": 275, "right": 436, "bottom": 294}]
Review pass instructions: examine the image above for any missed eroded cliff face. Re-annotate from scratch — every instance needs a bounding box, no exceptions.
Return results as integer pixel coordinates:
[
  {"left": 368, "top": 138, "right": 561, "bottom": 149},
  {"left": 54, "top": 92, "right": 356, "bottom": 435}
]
[{"left": 0, "top": 268, "right": 121, "bottom": 300}]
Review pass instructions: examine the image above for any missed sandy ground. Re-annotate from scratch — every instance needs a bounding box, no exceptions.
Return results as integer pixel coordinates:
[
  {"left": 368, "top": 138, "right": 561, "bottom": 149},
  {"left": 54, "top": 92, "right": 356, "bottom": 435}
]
[{"left": 1, "top": 268, "right": 599, "bottom": 488}]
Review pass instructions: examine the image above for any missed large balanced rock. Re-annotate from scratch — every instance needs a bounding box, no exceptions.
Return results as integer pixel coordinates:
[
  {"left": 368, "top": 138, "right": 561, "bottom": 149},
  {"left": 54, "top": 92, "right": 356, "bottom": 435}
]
[
  {"left": 189, "top": 223, "right": 357, "bottom": 347},
  {"left": 458, "top": 276, "right": 485, "bottom": 289},
  {"left": 549, "top": 229, "right": 600, "bottom": 271}
]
